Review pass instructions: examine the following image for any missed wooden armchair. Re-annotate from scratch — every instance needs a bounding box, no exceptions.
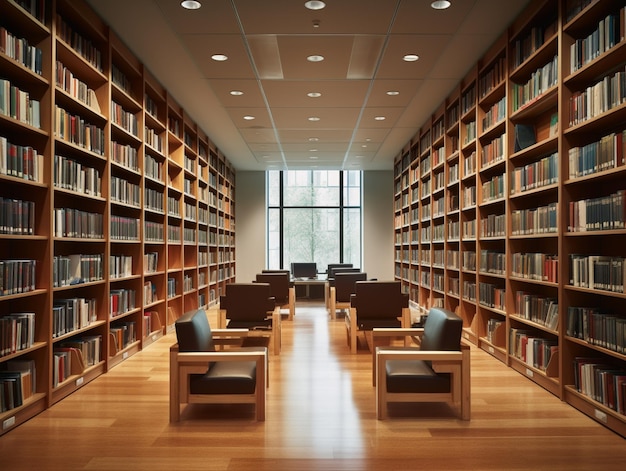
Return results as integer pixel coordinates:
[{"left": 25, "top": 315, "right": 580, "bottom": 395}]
[
  {"left": 373, "top": 307, "right": 470, "bottom": 420},
  {"left": 346, "top": 281, "right": 410, "bottom": 354},
  {"left": 326, "top": 266, "right": 359, "bottom": 309},
  {"left": 255, "top": 272, "right": 295, "bottom": 321},
  {"left": 219, "top": 283, "right": 282, "bottom": 355},
  {"left": 170, "top": 309, "right": 268, "bottom": 422},
  {"left": 328, "top": 272, "right": 367, "bottom": 320}
]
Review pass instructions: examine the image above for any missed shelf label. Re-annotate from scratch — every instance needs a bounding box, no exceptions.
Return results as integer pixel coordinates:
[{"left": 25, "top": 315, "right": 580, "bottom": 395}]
[
  {"left": 488, "top": 346, "right": 494, "bottom": 354},
  {"left": 75, "top": 376, "right": 84, "bottom": 387},
  {"left": 463, "top": 332, "right": 470, "bottom": 340},
  {"left": 152, "top": 334, "right": 157, "bottom": 342},
  {"left": 525, "top": 368, "right": 534, "bottom": 378},
  {"left": 2, "top": 416, "right": 16, "bottom": 430},
  {"left": 123, "top": 351, "right": 129, "bottom": 360},
  {"left": 594, "top": 409, "right": 607, "bottom": 423}
]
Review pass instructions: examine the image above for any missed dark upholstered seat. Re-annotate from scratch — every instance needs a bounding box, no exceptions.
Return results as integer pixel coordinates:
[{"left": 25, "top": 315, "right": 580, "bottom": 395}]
[
  {"left": 255, "top": 272, "right": 295, "bottom": 321},
  {"left": 328, "top": 272, "right": 367, "bottom": 320},
  {"left": 219, "top": 283, "right": 282, "bottom": 354},
  {"left": 374, "top": 307, "right": 470, "bottom": 420},
  {"left": 345, "top": 281, "right": 410, "bottom": 353},
  {"left": 170, "top": 309, "right": 268, "bottom": 422}
]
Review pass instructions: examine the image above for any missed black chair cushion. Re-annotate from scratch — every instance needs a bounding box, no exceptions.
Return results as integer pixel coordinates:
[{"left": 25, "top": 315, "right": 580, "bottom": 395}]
[
  {"left": 190, "top": 361, "right": 257, "bottom": 394},
  {"left": 385, "top": 359, "right": 451, "bottom": 394},
  {"left": 420, "top": 307, "right": 463, "bottom": 351},
  {"left": 175, "top": 309, "right": 214, "bottom": 352}
]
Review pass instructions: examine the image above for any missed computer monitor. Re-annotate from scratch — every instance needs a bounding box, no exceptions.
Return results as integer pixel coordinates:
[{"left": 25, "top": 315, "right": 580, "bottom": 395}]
[{"left": 291, "top": 262, "right": 317, "bottom": 279}]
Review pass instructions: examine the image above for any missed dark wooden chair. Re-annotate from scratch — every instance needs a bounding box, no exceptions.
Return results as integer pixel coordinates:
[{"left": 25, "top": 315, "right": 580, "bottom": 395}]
[
  {"left": 255, "top": 272, "right": 295, "bottom": 321},
  {"left": 328, "top": 272, "right": 367, "bottom": 320},
  {"left": 346, "top": 280, "right": 410, "bottom": 354},
  {"left": 170, "top": 309, "right": 268, "bottom": 422},
  {"left": 219, "top": 283, "right": 281, "bottom": 355}
]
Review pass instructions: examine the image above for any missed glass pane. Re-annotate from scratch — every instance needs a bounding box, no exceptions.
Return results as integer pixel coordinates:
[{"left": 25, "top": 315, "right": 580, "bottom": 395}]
[
  {"left": 284, "top": 208, "right": 339, "bottom": 273},
  {"left": 267, "top": 208, "right": 281, "bottom": 269},
  {"left": 268, "top": 171, "right": 280, "bottom": 207},
  {"left": 284, "top": 170, "right": 339, "bottom": 206},
  {"left": 343, "top": 208, "right": 361, "bottom": 268},
  {"left": 343, "top": 171, "right": 361, "bottom": 206}
]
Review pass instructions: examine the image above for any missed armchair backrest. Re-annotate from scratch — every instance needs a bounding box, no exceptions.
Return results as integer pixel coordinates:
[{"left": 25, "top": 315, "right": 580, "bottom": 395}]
[
  {"left": 255, "top": 272, "right": 290, "bottom": 304},
  {"left": 220, "top": 283, "right": 275, "bottom": 322},
  {"left": 175, "top": 309, "right": 214, "bottom": 352},
  {"left": 334, "top": 272, "right": 367, "bottom": 302},
  {"left": 420, "top": 307, "right": 463, "bottom": 351},
  {"left": 327, "top": 263, "right": 353, "bottom": 276},
  {"left": 351, "top": 281, "right": 409, "bottom": 327}
]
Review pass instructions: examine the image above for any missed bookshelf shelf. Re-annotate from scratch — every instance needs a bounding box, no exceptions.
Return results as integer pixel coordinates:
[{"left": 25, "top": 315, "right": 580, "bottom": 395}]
[
  {"left": 0, "top": 0, "right": 236, "bottom": 436},
  {"left": 393, "top": 0, "right": 626, "bottom": 437}
]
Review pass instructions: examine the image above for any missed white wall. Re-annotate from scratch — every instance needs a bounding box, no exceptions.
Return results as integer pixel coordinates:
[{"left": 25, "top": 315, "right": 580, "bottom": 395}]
[
  {"left": 234, "top": 170, "right": 394, "bottom": 281},
  {"left": 362, "top": 171, "right": 394, "bottom": 281},
  {"left": 234, "top": 171, "right": 266, "bottom": 283}
]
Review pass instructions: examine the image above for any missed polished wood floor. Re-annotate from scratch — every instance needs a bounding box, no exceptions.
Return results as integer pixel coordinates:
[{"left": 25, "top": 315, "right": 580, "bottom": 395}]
[{"left": 1, "top": 301, "right": 625, "bottom": 470}]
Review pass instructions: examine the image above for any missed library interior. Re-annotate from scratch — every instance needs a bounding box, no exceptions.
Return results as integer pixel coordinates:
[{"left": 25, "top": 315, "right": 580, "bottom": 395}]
[{"left": 1, "top": 0, "right": 626, "bottom": 469}]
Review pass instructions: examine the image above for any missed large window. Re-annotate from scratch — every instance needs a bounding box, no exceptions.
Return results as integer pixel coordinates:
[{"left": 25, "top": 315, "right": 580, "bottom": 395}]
[{"left": 267, "top": 170, "right": 362, "bottom": 273}]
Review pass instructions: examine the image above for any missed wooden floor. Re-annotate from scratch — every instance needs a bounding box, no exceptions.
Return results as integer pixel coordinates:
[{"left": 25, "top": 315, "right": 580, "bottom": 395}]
[{"left": 1, "top": 301, "right": 625, "bottom": 470}]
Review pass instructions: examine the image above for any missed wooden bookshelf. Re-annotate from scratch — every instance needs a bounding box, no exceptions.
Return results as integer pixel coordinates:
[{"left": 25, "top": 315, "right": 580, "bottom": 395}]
[
  {"left": 393, "top": 0, "right": 626, "bottom": 437},
  {"left": 0, "top": 0, "right": 236, "bottom": 435}
]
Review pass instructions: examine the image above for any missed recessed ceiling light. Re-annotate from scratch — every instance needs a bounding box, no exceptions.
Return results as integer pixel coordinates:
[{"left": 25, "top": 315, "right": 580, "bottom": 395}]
[
  {"left": 304, "top": 1, "right": 326, "bottom": 11},
  {"left": 211, "top": 54, "right": 228, "bottom": 61},
  {"left": 307, "top": 92, "right": 322, "bottom": 98},
  {"left": 431, "top": 1, "right": 451, "bottom": 10},
  {"left": 307, "top": 55, "right": 324, "bottom": 62},
  {"left": 181, "top": 0, "right": 201, "bottom": 9},
  {"left": 386, "top": 90, "right": 400, "bottom": 96},
  {"left": 374, "top": 116, "right": 386, "bottom": 121},
  {"left": 361, "top": 144, "right": 367, "bottom": 148},
  {"left": 309, "top": 156, "right": 319, "bottom": 160},
  {"left": 230, "top": 90, "right": 244, "bottom": 96},
  {"left": 308, "top": 116, "right": 321, "bottom": 122},
  {"left": 403, "top": 54, "right": 419, "bottom": 62},
  {"left": 308, "top": 137, "right": 320, "bottom": 142},
  {"left": 309, "top": 148, "right": 318, "bottom": 152},
  {"left": 243, "top": 115, "right": 255, "bottom": 120}
]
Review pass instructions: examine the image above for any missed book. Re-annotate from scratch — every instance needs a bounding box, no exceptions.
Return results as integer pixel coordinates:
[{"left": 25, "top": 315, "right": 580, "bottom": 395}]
[{"left": 514, "top": 123, "right": 536, "bottom": 152}]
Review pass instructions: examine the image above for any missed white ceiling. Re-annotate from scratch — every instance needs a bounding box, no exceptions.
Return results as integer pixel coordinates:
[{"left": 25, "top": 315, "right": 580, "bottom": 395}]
[{"left": 86, "top": 0, "right": 531, "bottom": 171}]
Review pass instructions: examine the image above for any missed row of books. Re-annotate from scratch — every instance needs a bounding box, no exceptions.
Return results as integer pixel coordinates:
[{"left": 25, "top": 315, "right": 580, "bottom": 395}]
[
  {"left": 0, "top": 259, "right": 36, "bottom": 296},
  {"left": 510, "top": 152, "right": 559, "bottom": 195},
  {"left": 0, "top": 26, "right": 43, "bottom": 75},
  {"left": 481, "top": 173, "right": 505, "bottom": 202},
  {"left": 109, "top": 321, "right": 136, "bottom": 353},
  {"left": 0, "top": 312, "right": 35, "bottom": 357},
  {"left": 52, "top": 254, "right": 103, "bottom": 287},
  {"left": 110, "top": 254, "right": 132, "bottom": 279},
  {"left": 109, "top": 215, "right": 139, "bottom": 241},
  {"left": 568, "top": 189, "right": 626, "bottom": 232},
  {"left": 0, "top": 196, "right": 34, "bottom": 235},
  {"left": 15, "top": 0, "right": 46, "bottom": 22},
  {"left": 55, "top": 14, "right": 103, "bottom": 72},
  {"left": 145, "top": 127, "right": 164, "bottom": 153},
  {"left": 53, "top": 154, "right": 102, "bottom": 196},
  {"left": 0, "top": 367, "right": 34, "bottom": 412},
  {"left": 573, "top": 357, "right": 626, "bottom": 415},
  {"left": 567, "top": 130, "right": 626, "bottom": 178},
  {"left": 511, "top": 55, "right": 558, "bottom": 112},
  {"left": 54, "top": 105, "right": 105, "bottom": 156},
  {"left": 481, "top": 97, "right": 506, "bottom": 132},
  {"left": 479, "top": 250, "right": 505, "bottom": 275},
  {"left": 511, "top": 202, "right": 558, "bottom": 235},
  {"left": 53, "top": 207, "right": 103, "bottom": 239},
  {"left": 111, "top": 64, "right": 132, "bottom": 96},
  {"left": 52, "top": 297, "right": 97, "bottom": 338},
  {"left": 167, "top": 277, "right": 176, "bottom": 298},
  {"left": 145, "top": 187, "right": 164, "bottom": 212},
  {"left": 0, "top": 78, "right": 41, "bottom": 128},
  {"left": 512, "top": 19, "right": 556, "bottom": 69},
  {"left": 110, "top": 288, "right": 136, "bottom": 317},
  {"left": 111, "top": 141, "right": 139, "bottom": 172},
  {"left": 144, "top": 221, "right": 164, "bottom": 242},
  {"left": 145, "top": 153, "right": 163, "bottom": 181},
  {"left": 478, "top": 282, "right": 505, "bottom": 311},
  {"left": 53, "top": 335, "right": 102, "bottom": 387},
  {"left": 111, "top": 101, "right": 138, "bottom": 137},
  {"left": 0, "top": 135, "right": 44, "bottom": 182},
  {"left": 569, "top": 66, "right": 626, "bottom": 126},
  {"left": 509, "top": 328, "right": 558, "bottom": 373},
  {"left": 569, "top": 8, "right": 625, "bottom": 73},
  {"left": 55, "top": 60, "right": 100, "bottom": 112},
  {"left": 143, "top": 281, "right": 157, "bottom": 305},
  {"left": 479, "top": 56, "right": 506, "bottom": 98},
  {"left": 566, "top": 306, "right": 625, "bottom": 354},
  {"left": 144, "top": 252, "right": 159, "bottom": 273},
  {"left": 569, "top": 254, "right": 626, "bottom": 293},
  {"left": 514, "top": 291, "right": 558, "bottom": 331},
  {"left": 110, "top": 176, "right": 140, "bottom": 207},
  {"left": 480, "top": 134, "right": 505, "bottom": 167},
  {"left": 486, "top": 318, "right": 504, "bottom": 345},
  {"left": 511, "top": 252, "right": 558, "bottom": 283}
]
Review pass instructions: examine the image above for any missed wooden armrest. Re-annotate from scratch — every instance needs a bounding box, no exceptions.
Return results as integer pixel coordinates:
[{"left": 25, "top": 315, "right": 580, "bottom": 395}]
[
  {"left": 376, "top": 349, "right": 463, "bottom": 362},
  {"left": 176, "top": 350, "right": 267, "bottom": 363},
  {"left": 372, "top": 327, "right": 424, "bottom": 338}
]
